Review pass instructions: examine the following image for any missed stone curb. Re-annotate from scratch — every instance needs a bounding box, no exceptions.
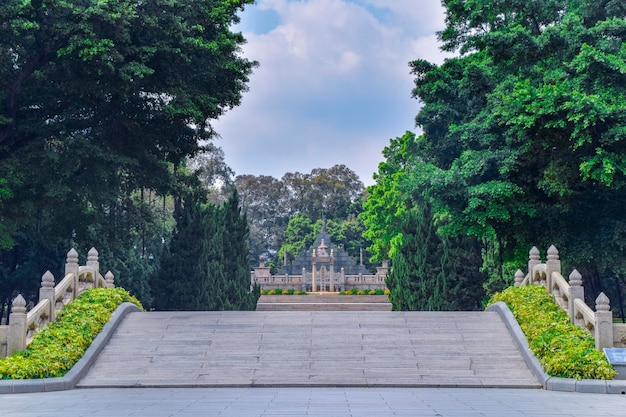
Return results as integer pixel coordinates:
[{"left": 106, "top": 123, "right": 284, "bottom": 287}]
[
  {"left": 488, "top": 301, "right": 626, "bottom": 395},
  {"left": 0, "top": 302, "right": 141, "bottom": 394}
]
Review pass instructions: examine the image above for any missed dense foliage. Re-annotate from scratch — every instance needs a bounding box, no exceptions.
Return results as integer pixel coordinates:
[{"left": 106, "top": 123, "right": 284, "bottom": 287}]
[
  {"left": 363, "top": 0, "right": 626, "bottom": 311},
  {"left": 488, "top": 285, "right": 615, "bottom": 380},
  {"left": 0, "top": 288, "right": 142, "bottom": 379},
  {"left": 151, "top": 191, "right": 259, "bottom": 311},
  {"left": 234, "top": 165, "right": 367, "bottom": 268},
  {"left": 0, "top": 0, "right": 256, "bottom": 307}
]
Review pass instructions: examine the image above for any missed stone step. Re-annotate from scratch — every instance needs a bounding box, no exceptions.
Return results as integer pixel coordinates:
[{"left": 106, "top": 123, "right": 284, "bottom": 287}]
[
  {"left": 256, "top": 294, "right": 392, "bottom": 311},
  {"left": 77, "top": 311, "right": 541, "bottom": 389}
]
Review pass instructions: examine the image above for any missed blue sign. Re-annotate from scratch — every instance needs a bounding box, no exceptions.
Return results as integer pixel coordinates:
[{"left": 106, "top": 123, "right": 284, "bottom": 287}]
[{"left": 603, "top": 348, "right": 626, "bottom": 365}]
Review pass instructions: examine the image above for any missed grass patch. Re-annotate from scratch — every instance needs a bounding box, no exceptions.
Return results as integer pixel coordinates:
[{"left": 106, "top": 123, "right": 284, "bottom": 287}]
[
  {"left": 0, "top": 287, "right": 143, "bottom": 379},
  {"left": 487, "top": 285, "right": 615, "bottom": 380}
]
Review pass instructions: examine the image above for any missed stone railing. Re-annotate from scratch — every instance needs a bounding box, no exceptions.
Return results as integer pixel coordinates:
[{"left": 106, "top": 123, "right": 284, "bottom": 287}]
[
  {"left": 0, "top": 247, "right": 115, "bottom": 358},
  {"left": 514, "top": 245, "right": 622, "bottom": 350}
]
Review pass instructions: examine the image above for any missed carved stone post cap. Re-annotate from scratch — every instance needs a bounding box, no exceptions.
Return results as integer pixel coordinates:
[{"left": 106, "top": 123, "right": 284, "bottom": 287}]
[
  {"left": 595, "top": 292, "right": 611, "bottom": 312},
  {"left": 514, "top": 269, "right": 525, "bottom": 285},
  {"left": 66, "top": 248, "right": 79, "bottom": 263},
  {"left": 11, "top": 294, "right": 26, "bottom": 313},
  {"left": 547, "top": 245, "right": 559, "bottom": 260},
  {"left": 568, "top": 269, "right": 583, "bottom": 286},
  {"left": 41, "top": 270, "right": 55, "bottom": 288},
  {"left": 105, "top": 270, "right": 114, "bottom": 282},
  {"left": 88, "top": 247, "right": 99, "bottom": 261},
  {"left": 529, "top": 246, "right": 540, "bottom": 260}
]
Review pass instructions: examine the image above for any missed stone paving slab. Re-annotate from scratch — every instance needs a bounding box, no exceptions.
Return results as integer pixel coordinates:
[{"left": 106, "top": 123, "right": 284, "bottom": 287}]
[
  {"left": 77, "top": 311, "right": 541, "bottom": 388},
  {"left": 3, "top": 387, "right": 626, "bottom": 417}
]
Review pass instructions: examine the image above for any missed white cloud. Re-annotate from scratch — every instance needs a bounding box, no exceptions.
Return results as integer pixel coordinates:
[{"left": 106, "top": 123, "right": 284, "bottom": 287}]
[{"left": 215, "top": 0, "right": 449, "bottom": 185}]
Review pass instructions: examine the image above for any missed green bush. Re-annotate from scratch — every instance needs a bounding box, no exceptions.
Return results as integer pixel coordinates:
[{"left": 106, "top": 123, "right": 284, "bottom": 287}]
[
  {"left": 0, "top": 287, "right": 143, "bottom": 379},
  {"left": 488, "top": 285, "right": 615, "bottom": 380}
]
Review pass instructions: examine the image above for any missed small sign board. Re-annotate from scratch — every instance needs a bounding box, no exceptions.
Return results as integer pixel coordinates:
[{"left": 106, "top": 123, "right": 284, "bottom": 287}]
[
  {"left": 604, "top": 348, "right": 626, "bottom": 380},
  {"left": 603, "top": 348, "right": 626, "bottom": 365}
]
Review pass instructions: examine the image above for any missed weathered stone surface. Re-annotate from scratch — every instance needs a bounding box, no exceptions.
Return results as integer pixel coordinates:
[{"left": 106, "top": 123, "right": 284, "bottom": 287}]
[{"left": 77, "top": 311, "right": 541, "bottom": 388}]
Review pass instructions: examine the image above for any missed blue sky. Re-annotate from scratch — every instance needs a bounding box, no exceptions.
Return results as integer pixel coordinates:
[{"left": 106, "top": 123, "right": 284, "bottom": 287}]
[{"left": 213, "top": 0, "right": 452, "bottom": 186}]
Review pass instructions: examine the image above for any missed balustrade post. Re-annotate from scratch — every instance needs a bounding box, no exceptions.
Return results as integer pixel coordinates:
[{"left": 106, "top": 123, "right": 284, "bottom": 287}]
[
  {"left": 7, "top": 295, "right": 27, "bottom": 355},
  {"left": 65, "top": 248, "right": 79, "bottom": 300},
  {"left": 528, "top": 247, "right": 540, "bottom": 284},
  {"left": 567, "top": 269, "right": 584, "bottom": 323},
  {"left": 594, "top": 292, "right": 614, "bottom": 350},
  {"left": 302, "top": 267, "right": 307, "bottom": 292},
  {"left": 514, "top": 269, "right": 525, "bottom": 286},
  {"left": 39, "top": 270, "right": 56, "bottom": 322},
  {"left": 545, "top": 245, "right": 561, "bottom": 295},
  {"left": 105, "top": 271, "right": 115, "bottom": 288},
  {"left": 86, "top": 248, "right": 100, "bottom": 290}
]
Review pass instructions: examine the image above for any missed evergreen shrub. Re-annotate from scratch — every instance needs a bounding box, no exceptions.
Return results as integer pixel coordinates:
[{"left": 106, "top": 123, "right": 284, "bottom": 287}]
[
  {"left": 488, "top": 285, "right": 615, "bottom": 380},
  {"left": 0, "top": 287, "right": 143, "bottom": 379}
]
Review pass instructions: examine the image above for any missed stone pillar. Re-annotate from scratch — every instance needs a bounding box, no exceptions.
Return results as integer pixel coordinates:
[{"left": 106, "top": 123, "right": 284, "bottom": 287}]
[
  {"left": 7, "top": 295, "right": 27, "bottom": 355},
  {"left": 65, "top": 248, "right": 79, "bottom": 299},
  {"left": 105, "top": 271, "right": 115, "bottom": 288},
  {"left": 87, "top": 247, "right": 100, "bottom": 290},
  {"left": 545, "top": 245, "right": 561, "bottom": 294},
  {"left": 528, "top": 247, "right": 541, "bottom": 284},
  {"left": 567, "top": 269, "right": 584, "bottom": 323},
  {"left": 312, "top": 262, "right": 317, "bottom": 292},
  {"left": 302, "top": 268, "right": 307, "bottom": 292},
  {"left": 39, "top": 270, "right": 56, "bottom": 322},
  {"left": 329, "top": 249, "right": 335, "bottom": 292},
  {"left": 341, "top": 267, "right": 345, "bottom": 292},
  {"left": 514, "top": 269, "right": 524, "bottom": 286},
  {"left": 594, "top": 292, "right": 614, "bottom": 350}
]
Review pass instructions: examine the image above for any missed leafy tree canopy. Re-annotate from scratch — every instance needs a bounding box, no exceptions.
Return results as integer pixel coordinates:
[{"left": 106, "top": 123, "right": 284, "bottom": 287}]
[{"left": 410, "top": 0, "right": 626, "bottom": 294}]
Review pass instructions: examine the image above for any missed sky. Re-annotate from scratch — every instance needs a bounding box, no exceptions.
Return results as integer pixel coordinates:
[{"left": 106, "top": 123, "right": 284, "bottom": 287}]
[{"left": 213, "top": 0, "right": 452, "bottom": 186}]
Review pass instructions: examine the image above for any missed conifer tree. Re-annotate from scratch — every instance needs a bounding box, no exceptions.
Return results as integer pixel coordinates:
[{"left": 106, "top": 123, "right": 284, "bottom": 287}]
[
  {"left": 222, "top": 190, "right": 259, "bottom": 310},
  {"left": 152, "top": 199, "right": 209, "bottom": 311},
  {"left": 386, "top": 203, "right": 484, "bottom": 311},
  {"left": 152, "top": 190, "right": 259, "bottom": 311}
]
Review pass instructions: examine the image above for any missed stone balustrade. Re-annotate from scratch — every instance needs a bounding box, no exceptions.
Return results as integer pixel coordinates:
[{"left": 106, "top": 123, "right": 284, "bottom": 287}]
[
  {"left": 515, "top": 245, "right": 624, "bottom": 350},
  {"left": 0, "top": 247, "right": 115, "bottom": 358}
]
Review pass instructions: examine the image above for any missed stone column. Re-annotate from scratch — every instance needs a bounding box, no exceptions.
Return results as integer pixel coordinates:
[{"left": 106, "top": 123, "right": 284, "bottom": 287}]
[
  {"left": 545, "top": 245, "right": 561, "bottom": 294},
  {"left": 65, "top": 248, "right": 79, "bottom": 299},
  {"left": 329, "top": 249, "right": 335, "bottom": 292},
  {"left": 86, "top": 247, "right": 100, "bottom": 290},
  {"left": 312, "top": 262, "right": 317, "bottom": 292},
  {"left": 528, "top": 247, "right": 541, "bottom": 284},
  {"left": 514, "top": 269, "right": 525, "bottom": 287},
  {"left": 567, "top": 269, "right": 584, "bottom": 323},
  {"left": 341, "top": 267, "right": 345, "bottom": 292},
  {"left": 302, "top": 268, "right": 307, "bottom": 292},
  {"left": 7, "top": 295, "right": 27, "bottom": 355},
  {"left": 594, "top": 292, "right": 614, "bottom": 350},
  {"left": 39, "top": 270, "right": 56, "bottom": 322}
]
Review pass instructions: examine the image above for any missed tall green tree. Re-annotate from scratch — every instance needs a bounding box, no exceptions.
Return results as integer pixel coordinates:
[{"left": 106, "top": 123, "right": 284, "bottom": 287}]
[
  {"left": 0, "top": 0, "right": 255, "bottom": 300},
  {"left": 409, "top": 0, "right": 626, "bottom": 297},
  {"left": 222, "top": 190, "right": 259, "bottom": 310},
  {"left": 152, "top": 197, "right": 210, "bottom": 311}
]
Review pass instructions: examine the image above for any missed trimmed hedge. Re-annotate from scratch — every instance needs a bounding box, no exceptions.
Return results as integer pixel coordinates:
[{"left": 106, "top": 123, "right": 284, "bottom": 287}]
[
  {"left": 0, "top": 287, "right": 143, "bottom": 379},
  {"left": 488, "top": 285, "right": 615, "bottom": 380}
]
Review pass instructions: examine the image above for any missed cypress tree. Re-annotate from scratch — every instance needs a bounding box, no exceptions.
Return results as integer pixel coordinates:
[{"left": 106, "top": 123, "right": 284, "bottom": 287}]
[
  {"left": 222, "top": 190, "right": 260, "bottom": 310},
  {"left": 386, "top": 203, "right": 484, "bottom": 311},
  {"left": 152, "top": 199, "right": 209, "bottom": 310}
]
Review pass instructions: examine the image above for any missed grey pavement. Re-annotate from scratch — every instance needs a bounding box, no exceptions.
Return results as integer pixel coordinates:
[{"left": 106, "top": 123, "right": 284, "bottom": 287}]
[
  {"left": 77, "top": 310, "right": 540, "bottom": 388},
  {"left": 1, "top": 387, "right": 626, "bottom": 417}
]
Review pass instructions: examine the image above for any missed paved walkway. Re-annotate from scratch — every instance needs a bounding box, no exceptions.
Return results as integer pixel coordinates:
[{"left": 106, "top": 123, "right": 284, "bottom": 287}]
[
  {"left": 77, "top": 310, "right": 540, "bottom": 388},
  {"left": 2, "top": 387, "right": 626, "bottom": 416}
]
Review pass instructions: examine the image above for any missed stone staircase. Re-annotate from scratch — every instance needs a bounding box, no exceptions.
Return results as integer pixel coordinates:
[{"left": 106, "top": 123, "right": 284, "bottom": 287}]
[
  {"left": 256, "top": 294, "right": 392, "bottom": 311},
  {"left": 76, "top": 310, "right": 541, "bottom": 389}
]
